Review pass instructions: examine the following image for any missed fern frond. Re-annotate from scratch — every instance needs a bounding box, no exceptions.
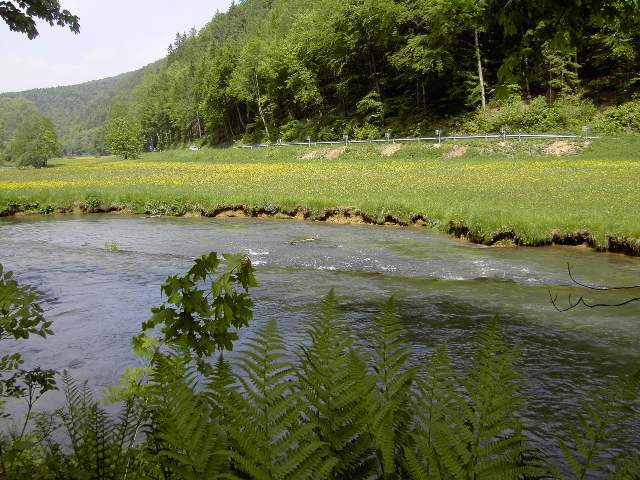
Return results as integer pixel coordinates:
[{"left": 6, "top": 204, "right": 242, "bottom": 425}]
[
  {"left": 147, "top": 351, "right": 229, "bottom": 479},
  {"left": 404, "top": 344, "right": 469, "bottom": 480},
  {"left": 556, "top": 370, "right": 640, "bottom": 480},
  {"left": 59, "top": 371, "right": 145, "bottom": 480},
  {"left": 463, "top": 318, "right": 541, "bottom": 480},
  {"left": 297, "top": 290, "right": 377, "bottom": 479},
  {"left": 227, "top": 319, "right": 333, "bottom": 479},
  {"left": 367, "top": 296, "right": 416, "bottom": 479}
]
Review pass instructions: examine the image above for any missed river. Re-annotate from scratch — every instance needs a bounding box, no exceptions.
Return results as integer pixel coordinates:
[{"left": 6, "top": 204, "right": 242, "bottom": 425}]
[{"left": 1, "top": 215, "right": 639, "bottom": 464}]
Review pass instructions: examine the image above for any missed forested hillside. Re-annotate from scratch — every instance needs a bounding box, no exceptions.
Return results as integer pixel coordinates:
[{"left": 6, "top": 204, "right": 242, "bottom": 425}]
[
  {"left": 4, "top": 0, "right": 640, "bottom": 154},
  {"left": 1, "top": 66, "right": 156, "bottom": 155},
  {"left": 120, "top": 0, "right": 640, "bottom": 148}
]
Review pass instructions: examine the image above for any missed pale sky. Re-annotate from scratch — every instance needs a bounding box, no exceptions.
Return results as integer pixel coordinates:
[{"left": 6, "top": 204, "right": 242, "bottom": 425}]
[{"left": 0, "top": 0, "right": 232, "bottom": 93}]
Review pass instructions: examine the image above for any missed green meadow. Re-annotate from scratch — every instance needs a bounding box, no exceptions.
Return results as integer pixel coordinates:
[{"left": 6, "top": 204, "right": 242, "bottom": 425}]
[{"left": 1, "top": 137, "right": 639, "bottom": 252}]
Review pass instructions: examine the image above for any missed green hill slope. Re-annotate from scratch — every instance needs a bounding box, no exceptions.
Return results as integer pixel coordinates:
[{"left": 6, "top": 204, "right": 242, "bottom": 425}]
[
  {"left": 2, "top": 0, "right": 639, "bottom": 155},
  {"left": 1, "top": 64, "right": 158, "bottom": 155}
]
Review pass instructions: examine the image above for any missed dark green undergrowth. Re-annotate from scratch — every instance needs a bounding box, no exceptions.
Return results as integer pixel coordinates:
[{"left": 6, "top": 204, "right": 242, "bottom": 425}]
[{"left": 1, "top": 254, "right": 640, "bottom": 479}]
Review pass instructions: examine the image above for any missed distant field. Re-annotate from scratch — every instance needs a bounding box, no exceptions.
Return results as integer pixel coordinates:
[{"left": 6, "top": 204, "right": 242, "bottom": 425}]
[{"left": 1, "top": 137, "right": 639, "bottom": 253}]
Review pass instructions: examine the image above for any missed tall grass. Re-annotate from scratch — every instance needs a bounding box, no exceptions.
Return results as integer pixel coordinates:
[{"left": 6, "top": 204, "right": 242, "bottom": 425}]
[{"left": 1, "top": 137, "right": 639, "bottom": 251}]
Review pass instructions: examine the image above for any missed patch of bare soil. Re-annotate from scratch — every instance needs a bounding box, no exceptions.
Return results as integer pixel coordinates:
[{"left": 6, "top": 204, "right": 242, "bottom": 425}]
[
  {"left": 446, "top": 145, "right": 468, "bottom": 158},
  {"left": 293, "top": 209, "right": 307, "bottom": 220},
  {"left": 323, "top": 210, "right": 367, "bottom": 224},
  {"left": 215, "top": 208, "right": 247, "bottom": 218},
  {"left": 544, "top": 141, "right": 580, "bottom": 156},
  {"left": 325, "top": 146, "right": 347, "bottom": 160},
  {"left": 432, "top": 143, "right": 442, "bottom": 149},
  {"left": 381, "top": 143, "right": 402, "bottom": 156},
  {"left": 299, "top": 146, "right": 347, "bottom": 160},
  {"left": 300, "top": 149, "right": 326, "bottom": 160}
]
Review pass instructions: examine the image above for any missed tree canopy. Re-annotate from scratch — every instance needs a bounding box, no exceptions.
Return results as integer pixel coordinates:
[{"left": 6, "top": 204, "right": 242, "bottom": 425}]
[
  {"left": 105, "top": 116, "right": 144, "bottom": 159},
  {"left": 3, "top": 0, "right": 640, "bottom": 152},
  {"left": 0, "top": 0, "right": 79, "bottom": 39},
  {"left": 123, "top": 0, "right": 640, "bottom": 147},
  {"left": 7, "top": 114, "right": 61, "bottom": 167}
]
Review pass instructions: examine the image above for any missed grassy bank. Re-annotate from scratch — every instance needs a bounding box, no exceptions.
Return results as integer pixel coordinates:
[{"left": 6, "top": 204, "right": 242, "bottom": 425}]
[{"left": 1, "top": 137, "right": 639, "bottom": 255}]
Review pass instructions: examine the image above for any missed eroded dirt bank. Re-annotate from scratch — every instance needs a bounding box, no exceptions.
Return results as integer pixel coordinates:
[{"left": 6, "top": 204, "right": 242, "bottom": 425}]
[{"left": 1, "top": 202, "right": 639, "bottom": 257}]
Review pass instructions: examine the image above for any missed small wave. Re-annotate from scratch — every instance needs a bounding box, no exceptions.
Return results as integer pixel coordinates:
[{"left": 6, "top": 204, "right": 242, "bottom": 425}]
[
  {"left": 317, "top": 266, "right": 337, "bottom": 271},
  {"left": 246, "top": 249, "right": 270, "bottom": 256},
  {"left": 443, "top": 275, "right": 467, "bottom": 281}
]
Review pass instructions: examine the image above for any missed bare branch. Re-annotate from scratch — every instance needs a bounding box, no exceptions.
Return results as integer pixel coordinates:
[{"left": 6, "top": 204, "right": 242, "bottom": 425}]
[
  {"left": 566, "top": 263, "right": 640, "bottom": 291},
  {"left": 549, "top": 265, "right": 640, "bottom": 311}
]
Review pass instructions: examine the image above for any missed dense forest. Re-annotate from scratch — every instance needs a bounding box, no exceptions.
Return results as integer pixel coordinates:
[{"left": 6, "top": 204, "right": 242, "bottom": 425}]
[
  {"left": 3, "top": 0, "right": 640, "bottom": 154},
  {"left": 0, "top": 67, "right": 153, "bottom": 155}
]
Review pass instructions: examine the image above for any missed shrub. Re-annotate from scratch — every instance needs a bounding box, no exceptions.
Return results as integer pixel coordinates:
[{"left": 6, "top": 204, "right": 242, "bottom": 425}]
[
  {"left": 353, "top": 123, "right": 381, "bottom": 140},
  {"left": 593, "top": 101, "right": 640, "bottom": 134},
  {"left": 279, "top": 119, "right": 305, "bottom": 142},
  {"left": 464, "top": 95, "right": 596, "bottom": 134}
]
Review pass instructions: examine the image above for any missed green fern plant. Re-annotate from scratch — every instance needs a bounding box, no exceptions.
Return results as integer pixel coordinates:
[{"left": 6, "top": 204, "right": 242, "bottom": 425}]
[
  {"left": 403, "top": 344, "right": 468, "bottom": 480},
  {"left": 226, "top": 319, "right": 336, "bottom": 479},
  {"left": 58, "top": 371, "right": 147, "bottom": 480},
  {"left": 297, "top": 290, "right": 377, "bottom": 479},
  {"left": 611, "top": 453, "right": 640, "bottom": 480},
  {"left": 554, "top": 371, "right": 640, "bottom": 479},
  {"left": 463, "top": 318, "right": 540, "bottom": 479},
  {"left": 367, "top": 296, "right": 417, "bottom": 479},
  {"left": 403, "top": 319, "right": 542, "bottom": 480},
  {"left": 461, "top": 319, "right": 540, "bottom": 480},
  {"left": 146, "top": 351, "right": 230, "bottom": 480}
]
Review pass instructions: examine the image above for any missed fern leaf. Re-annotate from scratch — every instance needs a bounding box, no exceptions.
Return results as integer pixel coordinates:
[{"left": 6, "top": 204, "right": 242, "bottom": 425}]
[
  {"left": 367, "top": 296, "right": 416, "bottom": 479},
  {"left": 297, "top": 290, "right": 377, "bottom": 479},
  {"left": 557, "top": 370, "right": 640, "bottom": 479},
  {"left": 463, "top": 318, "right": 541, "bottom": 480},
  {"left": 147, "top": 351, "right": 230, "bottom": 479},
  {"left": 227, "top": 319, "right": 333, "bottom": 479}
]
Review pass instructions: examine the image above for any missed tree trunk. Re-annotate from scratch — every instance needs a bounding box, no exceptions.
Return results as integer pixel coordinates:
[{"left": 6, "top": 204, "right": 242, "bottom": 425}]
[
  {"left": 422, "top": 81, "right": 427, "bottom": 113},
  {"left": 236, "top": 103, "right": 246, "bottom": 130},
  {"left": 524, "top": 58, "right": 531, "bottom": 100},
  {"left": 196, "top": 116, "right": 203, "bottom": 138},
  {"left": 474, "top": 29, "right": 487, "bottom": 110},
  {"left": 254, "top": 68, "right": 270, "bottom": 141}
]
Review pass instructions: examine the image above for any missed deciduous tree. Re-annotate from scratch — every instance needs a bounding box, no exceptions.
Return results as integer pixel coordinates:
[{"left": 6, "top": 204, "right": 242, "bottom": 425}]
[
  {"left": 8, "top": 114, "right": 60, "bottom": 168},
  {"left": 0, "top": 0, "right": 79, "bottom": 39},
  {"left": 105, "top": 116, "right": 145, "bottom": 160}
]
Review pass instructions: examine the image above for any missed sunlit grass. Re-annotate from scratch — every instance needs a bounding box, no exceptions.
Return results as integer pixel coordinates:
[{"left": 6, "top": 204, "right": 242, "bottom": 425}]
[{"left": 1, "top": 137, "right": 639, "bottom": 249}]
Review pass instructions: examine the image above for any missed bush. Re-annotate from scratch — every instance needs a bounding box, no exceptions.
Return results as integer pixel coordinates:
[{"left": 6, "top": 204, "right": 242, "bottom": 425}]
[
  {"left": 352, "top": 122, "right": 381, "bottom": 140},
  {"left": 593, "top": 101, "right": 640, "bottom": 134},
  {"left": 464, "top": 95, "right": 596, "bottom": 134},
  {"left": 278, "top": 119, "right": 305, "bottom": 142}
]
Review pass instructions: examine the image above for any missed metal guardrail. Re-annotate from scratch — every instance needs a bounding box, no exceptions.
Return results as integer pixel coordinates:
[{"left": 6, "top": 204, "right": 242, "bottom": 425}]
[{"left": 236, "top": 133, "right": 600, "bottom": 148}]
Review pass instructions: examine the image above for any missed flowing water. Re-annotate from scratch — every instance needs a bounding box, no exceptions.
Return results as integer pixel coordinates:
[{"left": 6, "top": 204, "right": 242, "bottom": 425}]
[{"left": 1, "top": 215, "right": 639, "bottom": 465}]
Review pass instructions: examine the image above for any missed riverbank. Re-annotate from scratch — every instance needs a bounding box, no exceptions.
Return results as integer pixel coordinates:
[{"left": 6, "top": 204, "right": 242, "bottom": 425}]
[{"left": 1, "top": 137, "right": 639, "bottom": 255}]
